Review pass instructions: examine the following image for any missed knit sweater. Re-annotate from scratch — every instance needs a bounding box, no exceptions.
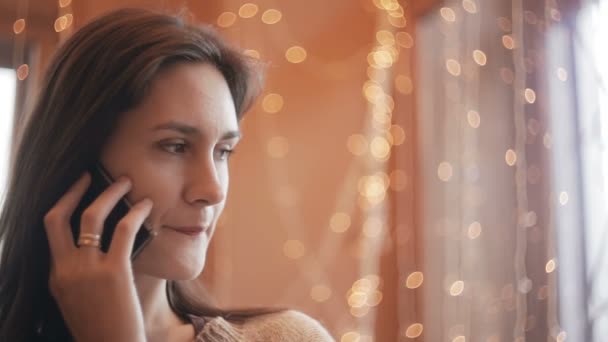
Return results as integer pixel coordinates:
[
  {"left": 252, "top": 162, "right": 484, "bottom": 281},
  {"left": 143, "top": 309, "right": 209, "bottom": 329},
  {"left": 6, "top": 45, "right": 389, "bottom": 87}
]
[{"left": 187, "top": 310, "right": 335, "bottom": 341}]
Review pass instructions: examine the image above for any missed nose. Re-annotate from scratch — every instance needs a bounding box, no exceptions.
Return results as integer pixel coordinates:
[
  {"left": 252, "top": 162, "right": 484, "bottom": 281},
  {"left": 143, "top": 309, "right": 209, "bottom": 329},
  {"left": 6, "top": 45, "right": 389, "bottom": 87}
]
[{"left": 183, "top": 156, "right": 226, "bottom": 206}]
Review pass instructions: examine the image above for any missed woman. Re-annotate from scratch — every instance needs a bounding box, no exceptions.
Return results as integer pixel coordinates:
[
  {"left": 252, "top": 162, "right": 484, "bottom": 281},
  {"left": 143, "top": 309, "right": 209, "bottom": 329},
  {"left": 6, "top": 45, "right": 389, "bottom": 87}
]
[{"left": 0, "top": 8, "right": 334, "bottom": 342}]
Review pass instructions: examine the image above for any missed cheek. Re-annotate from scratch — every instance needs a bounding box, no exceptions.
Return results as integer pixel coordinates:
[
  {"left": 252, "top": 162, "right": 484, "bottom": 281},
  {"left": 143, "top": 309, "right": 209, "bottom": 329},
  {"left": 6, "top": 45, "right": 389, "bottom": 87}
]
[{"left": 127, "top": 175, "right": 179, "bottom": 227}]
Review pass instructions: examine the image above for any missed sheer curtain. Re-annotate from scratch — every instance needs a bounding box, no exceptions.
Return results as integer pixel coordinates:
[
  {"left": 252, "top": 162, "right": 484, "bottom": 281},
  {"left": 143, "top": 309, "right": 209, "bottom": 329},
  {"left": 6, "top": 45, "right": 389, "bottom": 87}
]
[{"left": 413, "top": 0, "right": 567, "bottom": 340}]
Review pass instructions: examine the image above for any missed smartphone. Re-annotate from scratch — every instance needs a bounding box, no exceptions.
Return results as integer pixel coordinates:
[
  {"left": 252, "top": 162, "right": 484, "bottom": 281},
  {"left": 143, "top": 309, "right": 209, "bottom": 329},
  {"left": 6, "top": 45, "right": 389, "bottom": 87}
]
[{"left": 70, "top": 163, "right": 156, "bottom": 260}]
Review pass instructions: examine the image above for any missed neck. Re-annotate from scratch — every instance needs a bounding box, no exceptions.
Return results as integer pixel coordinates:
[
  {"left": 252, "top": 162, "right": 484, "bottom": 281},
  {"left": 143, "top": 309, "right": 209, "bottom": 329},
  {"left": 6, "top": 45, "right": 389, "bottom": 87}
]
[{"left": 133, "top": 273, "right": 186, "bottom": 339}]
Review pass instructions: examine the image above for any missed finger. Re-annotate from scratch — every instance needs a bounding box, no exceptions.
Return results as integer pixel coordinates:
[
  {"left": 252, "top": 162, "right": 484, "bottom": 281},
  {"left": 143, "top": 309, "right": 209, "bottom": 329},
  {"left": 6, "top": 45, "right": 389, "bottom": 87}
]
[
  {"left": 78, "top": 176, "right": 132, "bottom": 257},
  {"left": 108, "top": 198, "right": 153, "bottom": 262},
  {"left": 44, "top": 172, "right": 91, "bottom": 261}
]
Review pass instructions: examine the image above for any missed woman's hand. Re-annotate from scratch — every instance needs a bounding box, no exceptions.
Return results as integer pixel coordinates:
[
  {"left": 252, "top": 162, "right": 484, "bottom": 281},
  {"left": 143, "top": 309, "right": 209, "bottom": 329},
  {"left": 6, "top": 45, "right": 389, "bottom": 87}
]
[{"left": 44, "top": 172, "right": 152, "bottom": 342}]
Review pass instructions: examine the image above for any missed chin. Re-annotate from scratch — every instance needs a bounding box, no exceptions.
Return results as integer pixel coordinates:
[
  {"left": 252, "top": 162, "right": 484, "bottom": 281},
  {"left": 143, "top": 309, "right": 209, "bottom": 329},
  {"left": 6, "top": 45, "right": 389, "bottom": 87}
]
[
  {"left": 132, "top": 243, "right": 208, "bottom": 280},
  {"left": 133, "top": 257, "right": 206, "bottom": 280}
]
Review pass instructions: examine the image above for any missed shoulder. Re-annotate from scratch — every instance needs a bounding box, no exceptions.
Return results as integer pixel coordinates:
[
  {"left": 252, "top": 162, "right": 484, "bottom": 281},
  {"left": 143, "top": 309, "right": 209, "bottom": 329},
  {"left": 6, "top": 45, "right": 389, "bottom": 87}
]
[
  {"left": 242, "top": 310, "right": 335, "bottom": 342},
  {"left": 198, "top": 309, "right": 335, "bottom": 342}
]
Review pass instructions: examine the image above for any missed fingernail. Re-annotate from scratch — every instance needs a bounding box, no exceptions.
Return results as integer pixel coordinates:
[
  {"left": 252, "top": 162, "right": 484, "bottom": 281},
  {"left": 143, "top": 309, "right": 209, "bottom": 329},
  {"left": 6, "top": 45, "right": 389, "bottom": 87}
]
[{"left": 118, "top": 176, "right": 131, "bottom": 185}]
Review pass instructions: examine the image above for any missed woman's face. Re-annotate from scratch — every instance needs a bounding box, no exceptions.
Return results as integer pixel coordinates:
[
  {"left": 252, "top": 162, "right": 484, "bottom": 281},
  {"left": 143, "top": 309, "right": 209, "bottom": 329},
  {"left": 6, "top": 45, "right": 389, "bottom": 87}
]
[{"left": 100, "top": 62, "right": 240, "bottom": 280}]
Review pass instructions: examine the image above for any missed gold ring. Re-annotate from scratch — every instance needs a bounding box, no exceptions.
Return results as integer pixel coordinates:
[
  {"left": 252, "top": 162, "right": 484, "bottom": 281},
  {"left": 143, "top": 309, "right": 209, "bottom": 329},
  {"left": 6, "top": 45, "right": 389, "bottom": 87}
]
[
  {"left": 79, "top": 233, "right": 101, "bottom": 240},
  {"left": 78, "top": 238, "right": 101, "bottom": 248}
]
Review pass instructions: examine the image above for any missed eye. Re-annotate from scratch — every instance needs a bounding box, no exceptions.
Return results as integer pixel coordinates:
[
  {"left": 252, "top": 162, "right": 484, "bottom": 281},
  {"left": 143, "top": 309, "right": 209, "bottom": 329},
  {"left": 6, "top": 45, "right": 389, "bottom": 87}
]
[
  {"left": 160, "top": 141, "right": 189, "bottom": 154},
  {"left": 217, "top": 147, "right": 235, "bottom": 161}
]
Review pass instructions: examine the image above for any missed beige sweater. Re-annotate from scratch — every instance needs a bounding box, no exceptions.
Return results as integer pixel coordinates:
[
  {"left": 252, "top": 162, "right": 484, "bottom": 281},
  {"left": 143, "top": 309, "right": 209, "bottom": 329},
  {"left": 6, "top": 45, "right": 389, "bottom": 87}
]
[{"left": 192, "top": 310, "right": 335, "bottom": 341}]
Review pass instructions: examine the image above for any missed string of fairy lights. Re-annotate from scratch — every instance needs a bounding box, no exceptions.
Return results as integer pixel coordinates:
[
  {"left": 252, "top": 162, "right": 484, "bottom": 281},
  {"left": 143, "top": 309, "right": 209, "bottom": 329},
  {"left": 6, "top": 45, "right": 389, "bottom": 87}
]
[
  {"left": 222, "top": 1, "right": 409, "bottom": 341},
  {"left": 214, "top": 1, "right": 409, "bottom": 341},
  {"left": 7, "top": 0, "right": 573, "bottom": 341},
  {"left": 413, "top": 0, "right": 566, "bottom": 341}
]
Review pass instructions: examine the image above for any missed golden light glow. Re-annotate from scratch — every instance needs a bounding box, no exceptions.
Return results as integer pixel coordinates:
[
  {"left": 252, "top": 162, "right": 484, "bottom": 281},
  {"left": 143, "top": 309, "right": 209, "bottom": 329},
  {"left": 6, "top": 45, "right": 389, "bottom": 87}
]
[
  {"left": 217, "top": 12, "right": 237, "bottom": 27},
  {"left": 388, "top": 15, "right": 407, "bottom": 28},
  {"left": 389, "top": 125, "right": 406, "bottom": 145},
  {"left": 54, "top": 16, "right": 68, "bottom": 32},
  {"left": 285, "top": 46, "right": 307, "bottom": 63},
  {"left": 363, "top": 217, "right": 383, "bottom": 238},
  {"left": 373, "top": 110, "right": 391, "bottom": 126},
  {"left": 363, "top": 80, "right": 384, "bottom": 102},
  {"left": 395, "top": 32, "right": 414, "bottom": 49},
  {"left": 244, "top": 49, "right": 260, "bottom": 59},
  {"left": 283, "top": 240, "right": 305, "bottom": 259},
  {"left": 59, "top": 0, "right": 72, "bottom": 7},
  {"left": 545, "top": 259, "right": 556, "bottom": 273},
  {"left": 238, "top": 3, "right": 259, "bottom": 18},
  {"left": 453, "top": 336, "right": 466, "bottom": 342},
  {"left": 348, "top": 291, "right": 367, "bottom": 308},
  {"left": 462, "top": 0, "right": 477, "bottom": 13},
  {"left": 467, "top": 222, "right": 482, "bottom": 239},
  {"left": 405, "top": 323, "right": 424, "bottom": 338},
  {"left": 360, "top": 175, "right": 387, "bottom": 201},
  {"left": 373, "top": 50, "right": 394, "bottom": 68},
  {"left": 365, "top": 274, "right": 380, "bottom": 288},
  {"left": 16, "top": 64, "right": 29, "bottom": 80},
  {"left": 395, "top": 75, "right": 413, "bottom": 95},
  {"left": 353, "top": 278, "right": 373, "bottom": 292},
  {"left": 370, "top": 137, "right": 391, "bottom": 159},
  {"left": 262, "top": 93, "right": 284, "bottom": 113},
  {"left": 406, "top": 272, "right": 424, "bottom": 289},
  {"left": 376, "top": 30, "right": 395, "bottom": 45},
  {"left": 347, "top": 134, "right": 368, "bottom": 156},
  {"left": 380, "top": 0, "right": 400, "bottom": 11},
  {"left": 440, "top": 7, "right": 456, "bottom": 22},
  {"left": 525, "top": 88, "right": 537, "bottom": 103},
  {"left": 366, "top": 290, "right": 383, "bottom": 306},
  {"left": 557, "top": 67, "right": 568, "bottom": 81},
  {"left": 341, "top": 332, "right": 361, "bottom": 342},
  {"left": 310, "top": 285, "right": 332, "bottom": 302},
  {"left": 450, "top": 281, "right": 465, "bottom": 296},
  {"left": 556, "top": 331, "right": 567, "bottom": 342},
  {"left": 467, "top": 110, "right": 481, "bottom": 128},
  {"left": 446, "top": 59, "right": 462, "bottom": 76},
  {"left": 65, "top": 14, "right": 73, "bottom": 28},
  {"left": 390, "top": 169, "right": 408, "bottom": 192},
  {"left": 438, "top": 162, "right": 453, "bottom": 182},
  {"left": 502, "top": 35, "right": 515, "bottom": 50},
  {"left": 261, "top": 9, "right": 282, "bottom": 24},
  {"left": 330, "top": 212, "right": 351, "bottom": 233},
  {"left": 559, "top": 191, "right": 569, "bottom": 205},
  {"left": 473, "top": 50, "right": 487, "bottom": 66},
  {"left": 267, "top": 136, "right": 289, "bottom": 158},
  {"left": 13, "top": 19, "right": 25, "bottom": 34},
  {"left": 388, "top": 6, "right": 405, "bottom": 18},
  {"left": 505, "top": 149, "right": 517, "bottom": 166},
  {"left": 350, "top": 306, "right": 370, "bottom": 317}
]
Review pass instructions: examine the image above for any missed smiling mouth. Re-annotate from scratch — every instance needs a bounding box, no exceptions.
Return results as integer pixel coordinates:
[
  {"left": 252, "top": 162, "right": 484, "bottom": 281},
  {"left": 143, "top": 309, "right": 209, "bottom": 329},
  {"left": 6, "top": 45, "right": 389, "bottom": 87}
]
[{"left": 164, "top": 226, "right": 206, "bottom": 236}]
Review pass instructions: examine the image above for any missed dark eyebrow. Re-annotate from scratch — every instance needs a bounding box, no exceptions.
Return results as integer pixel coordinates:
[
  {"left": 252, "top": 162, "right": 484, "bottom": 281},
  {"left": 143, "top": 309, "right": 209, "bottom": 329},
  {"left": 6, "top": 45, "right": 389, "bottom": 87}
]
[{"left": 152, "top": 121, "right": 242, "bottom": 140}]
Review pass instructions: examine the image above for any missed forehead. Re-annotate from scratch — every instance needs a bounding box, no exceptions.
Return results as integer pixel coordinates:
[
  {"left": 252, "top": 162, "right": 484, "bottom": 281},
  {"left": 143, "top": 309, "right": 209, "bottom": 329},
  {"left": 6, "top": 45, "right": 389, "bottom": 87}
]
[{"left": 118, "top": 62, "right": 238, "bottom": 137}]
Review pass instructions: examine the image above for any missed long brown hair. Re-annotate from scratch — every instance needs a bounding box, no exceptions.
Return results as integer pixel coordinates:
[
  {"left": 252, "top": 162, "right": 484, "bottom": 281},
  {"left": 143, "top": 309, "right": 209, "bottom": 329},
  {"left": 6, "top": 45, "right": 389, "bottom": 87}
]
[{"left": 0, "top": 8, "right": 280, "bottom": 341}]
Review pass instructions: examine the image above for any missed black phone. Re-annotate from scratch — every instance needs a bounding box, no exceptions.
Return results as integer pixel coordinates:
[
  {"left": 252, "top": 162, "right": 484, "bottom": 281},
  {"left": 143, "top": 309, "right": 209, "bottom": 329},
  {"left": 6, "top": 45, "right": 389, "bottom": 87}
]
[{"left": 70, "top": 163, "right": 156, "bottom": 260}]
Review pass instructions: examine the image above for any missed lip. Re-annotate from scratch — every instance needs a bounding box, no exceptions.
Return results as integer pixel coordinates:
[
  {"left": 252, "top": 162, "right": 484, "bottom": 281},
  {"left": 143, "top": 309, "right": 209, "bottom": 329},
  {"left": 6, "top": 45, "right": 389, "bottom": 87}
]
[{"left": 165, "top": 226, "right": 206, "bottom": 236}]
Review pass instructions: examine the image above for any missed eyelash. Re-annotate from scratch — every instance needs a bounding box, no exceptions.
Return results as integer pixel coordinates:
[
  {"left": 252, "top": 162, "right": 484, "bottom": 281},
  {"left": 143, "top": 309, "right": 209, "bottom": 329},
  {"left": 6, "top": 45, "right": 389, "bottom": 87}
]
[{"left": 160, "top": 142, "right": 235, "bottom": 160}]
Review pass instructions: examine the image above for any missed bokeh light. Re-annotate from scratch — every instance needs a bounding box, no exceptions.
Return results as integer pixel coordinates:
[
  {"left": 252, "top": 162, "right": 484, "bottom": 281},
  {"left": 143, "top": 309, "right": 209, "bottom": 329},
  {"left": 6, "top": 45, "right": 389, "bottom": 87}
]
[
  {"left": 286, "top": 46, "right": 307, "bottom": 63},
  {"left": 217, "top": 12, "right": 237, "bottom": 27}
]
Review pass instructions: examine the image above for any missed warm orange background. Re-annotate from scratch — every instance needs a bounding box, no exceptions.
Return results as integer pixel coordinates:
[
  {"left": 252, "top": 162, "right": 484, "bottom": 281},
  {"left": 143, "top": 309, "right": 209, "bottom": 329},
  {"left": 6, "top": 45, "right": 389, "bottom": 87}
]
[{"left": 1, "top": 0, "right": 435, "bottom": 340}]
